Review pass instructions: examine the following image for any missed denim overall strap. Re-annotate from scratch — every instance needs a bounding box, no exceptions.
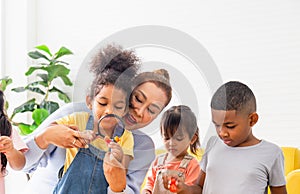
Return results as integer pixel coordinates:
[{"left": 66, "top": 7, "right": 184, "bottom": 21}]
[
  {"left": 112, "top": 122, "right": 125, "bottom": 139},
  {"left": 86, "top": 114, "right": 94, "bottom": 131},
  {"left": 53, "top": 115, "right": 109, "bottom": 194}
]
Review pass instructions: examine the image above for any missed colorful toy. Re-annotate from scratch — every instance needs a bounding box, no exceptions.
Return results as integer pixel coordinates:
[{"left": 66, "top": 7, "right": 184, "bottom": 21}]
[
  {"left": 169, "top": 177, "right": 177, "bottom": 193},
  {"left": 104, "top": 135, "right": 120, "bottom": 145},
  {"left": 114, "top": 136, "right": 120, "bottom": 142}
]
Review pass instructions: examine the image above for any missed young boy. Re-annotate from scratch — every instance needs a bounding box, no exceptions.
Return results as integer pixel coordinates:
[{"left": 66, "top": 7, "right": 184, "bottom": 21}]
[{"left": 177, "top": 81, "right": 287, "bottom": 194}]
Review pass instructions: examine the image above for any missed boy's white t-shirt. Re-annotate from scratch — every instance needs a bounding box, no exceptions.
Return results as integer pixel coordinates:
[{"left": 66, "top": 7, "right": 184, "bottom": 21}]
[
  {"left": 200, "top": 136, "right": 286, "bottom": 194},
  {"left": 0, "top": 128, "right": 28, "bottom": 194}
]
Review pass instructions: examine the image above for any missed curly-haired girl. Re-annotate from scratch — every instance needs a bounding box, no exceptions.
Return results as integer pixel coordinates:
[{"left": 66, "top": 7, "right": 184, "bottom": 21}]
[{"left": 52, "top": 44, "right": 140, "bottom": 194}]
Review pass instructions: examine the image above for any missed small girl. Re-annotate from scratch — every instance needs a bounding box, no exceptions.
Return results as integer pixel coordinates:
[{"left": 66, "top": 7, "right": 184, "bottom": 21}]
[
  {"left": 142, "top": 105, "right": 201, "bottom": 194},
  {"left": 0, "top": 90, "right": 28, "bottom": 194},
  {"left": 52, "top": 44, "right": 140, "bottom": 194}
]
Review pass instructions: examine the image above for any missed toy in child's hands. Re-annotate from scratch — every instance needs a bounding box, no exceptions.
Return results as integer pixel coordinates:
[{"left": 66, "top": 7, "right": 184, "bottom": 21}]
[
  {"left": 97, "top": 114, "right": 124, "bottom": 150},
  {"left": 104, "top": 135, "right": 120, "bottom": 144},
  {"left": 80, "top": 114, "right": 124, "bottom": 149},
  {"left": 169, "top": 177, "right": 177, "bottom": 193},
  {"left": 113, "top": 136, "right": 120, "bottom": 143},
  {"left": 104, "top": 136, "right": 111, "bottom": 144}
]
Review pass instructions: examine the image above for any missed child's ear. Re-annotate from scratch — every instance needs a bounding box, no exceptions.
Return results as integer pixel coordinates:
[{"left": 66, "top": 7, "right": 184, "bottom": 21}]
[
  {"left": 86, "top": 96, "right": 92, "bottom": 110},
  {"left": 249, "top": 112, "right": 259, "bottom": 127}
]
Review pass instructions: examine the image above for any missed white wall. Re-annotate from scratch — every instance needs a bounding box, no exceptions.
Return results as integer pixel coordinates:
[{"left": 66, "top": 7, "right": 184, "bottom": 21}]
[{"left": 1, "top": 0, "right": 300, "bottom": 193}]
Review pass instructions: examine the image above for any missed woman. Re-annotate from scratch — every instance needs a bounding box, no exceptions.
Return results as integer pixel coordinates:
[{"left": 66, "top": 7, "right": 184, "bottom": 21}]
[{"left": 23, "top": 67, "right": 172, "bottom": 194}]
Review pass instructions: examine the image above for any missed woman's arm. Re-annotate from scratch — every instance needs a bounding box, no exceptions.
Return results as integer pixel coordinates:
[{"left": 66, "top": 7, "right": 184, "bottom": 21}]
[
  {"left": 23, "top": 102, "right": 90, "bottom": 173},
  {"left": 34, "top": 124, "right": 85, "bottom": 149}
]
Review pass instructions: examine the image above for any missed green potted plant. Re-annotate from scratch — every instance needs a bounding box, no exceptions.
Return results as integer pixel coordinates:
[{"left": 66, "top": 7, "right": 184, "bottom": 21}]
[{"left": 0, "top": 45, "right": 73, "bottom": 135}]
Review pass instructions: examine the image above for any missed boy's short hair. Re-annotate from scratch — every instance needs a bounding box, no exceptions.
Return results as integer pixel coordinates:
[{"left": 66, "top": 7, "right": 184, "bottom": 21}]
[{"left": 211, "top": 81, "right": 256, "bottom": 114}]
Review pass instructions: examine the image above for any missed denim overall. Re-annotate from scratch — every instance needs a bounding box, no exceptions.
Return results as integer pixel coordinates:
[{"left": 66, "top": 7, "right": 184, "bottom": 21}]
[
  {"left": 53, "top": 115, "right": 122, "bottom": 194},
  {"left": 152, "top": 153, "right": 193, "bottom": 194}
]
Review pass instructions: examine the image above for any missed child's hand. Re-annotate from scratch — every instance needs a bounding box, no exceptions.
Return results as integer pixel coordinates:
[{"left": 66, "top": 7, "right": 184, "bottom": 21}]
[
  {"left": 107, "top": 141, "right": 123, "bottom": 163},
  {"left": 162, "top": 174, "right": 188, "bottom": 193},
  {"left": 0, "top": 136, "right": 14, "bottom": 154}
]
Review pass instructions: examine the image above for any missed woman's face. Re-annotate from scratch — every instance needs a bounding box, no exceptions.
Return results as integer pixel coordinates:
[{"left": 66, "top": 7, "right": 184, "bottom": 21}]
[{"left": 123, "top": 82, "right": 168, "bottom": 130}]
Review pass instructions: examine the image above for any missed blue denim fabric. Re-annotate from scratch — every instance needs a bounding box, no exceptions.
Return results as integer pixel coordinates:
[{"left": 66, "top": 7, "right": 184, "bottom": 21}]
[{"left": 53, "top": 115, "right": 109, "bottom": 194}]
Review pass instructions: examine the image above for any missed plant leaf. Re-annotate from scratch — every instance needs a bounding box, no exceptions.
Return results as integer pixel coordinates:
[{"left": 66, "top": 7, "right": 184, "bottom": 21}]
[
  {"left": 27, "top": 87, "right": 45, "bottom": 95},
  {"left": 49, "top": 86, "right": 71, "bottom": 103},
  {"left": 32, "top": 108, "right": 49, "bottom": 125},
  {"left": 58, "top": 93, "right": 71, "bottom": 103},
  {"left": 55, "top": 60, "right": 69, "bottom": 65},
  {"left": 36, "top": 73, "right": 49, "bottom": 83},
  {"left": 29, "top": 79, "right": 48, "bottom": 87},
  {"left": 0, "top": 77, "right": 13, "bottom": 91},
  {"left": 45, "top": 65, "right": 70, "bottom": 82},
  {"left": 4, "top": 101, "right": 9, "bottom": 111},
  {"left": 28, "top": 51, "right": 50, "bottom": 61},
  {"left": 11, "top": 87, "right": 26, "bottom": 92},
  {"left": 30, "top": 123, "right": 38, "bottom": 132},
  {"left": 25, "top": 66, "right": 44, "bottom": 76},
  {"left": 35, "top": 45, "right": 52, "bottom": 57},
  {"left": 12, "top": 99, "right": 37, "bottom": 115},
  {"left": 40, "top": 63, "right": 50, "bottom": 66},
  {"left": 60, "top": 75, "right": 73, "bottom": 86},
  {"left": 54, "top": 47, "right": 73, "bottom": 59},
  {"left": 40, "top": 101, "right": 59, "bottom": 114},
  {"left": 18, "top": 123, "right": 33, "bottom": 135},
  {"left": 49, "top": 60, "right": 57, "bottom": 66}
]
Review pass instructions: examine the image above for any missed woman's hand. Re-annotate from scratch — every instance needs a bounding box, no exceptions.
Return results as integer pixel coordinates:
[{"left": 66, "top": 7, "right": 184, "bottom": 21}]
[
  {"left": 35, "top": 124, "right": 95, "bottom": 149},
  {"left": 103, "top": 151, "right": 127, "bottom": 192}
]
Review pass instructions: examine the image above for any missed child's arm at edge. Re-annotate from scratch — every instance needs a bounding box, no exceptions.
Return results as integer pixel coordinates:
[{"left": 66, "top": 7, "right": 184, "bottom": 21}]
[
  {"left": 6, "top": 148, "right": 25, "bottom": 170},
  {"left": 0, "top": 135, "right": 26, "bottom": 170},
  {"left": 270, "top": 185, "right": 287, "bottom": 194}
]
